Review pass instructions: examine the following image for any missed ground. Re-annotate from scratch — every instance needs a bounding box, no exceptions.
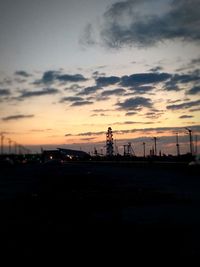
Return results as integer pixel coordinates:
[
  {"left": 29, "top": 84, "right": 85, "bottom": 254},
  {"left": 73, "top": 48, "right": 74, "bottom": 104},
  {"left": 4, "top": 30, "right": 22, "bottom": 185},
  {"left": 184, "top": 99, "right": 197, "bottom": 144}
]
[{"left": 0, "top": 160, "right": 199, "bottom": 261}]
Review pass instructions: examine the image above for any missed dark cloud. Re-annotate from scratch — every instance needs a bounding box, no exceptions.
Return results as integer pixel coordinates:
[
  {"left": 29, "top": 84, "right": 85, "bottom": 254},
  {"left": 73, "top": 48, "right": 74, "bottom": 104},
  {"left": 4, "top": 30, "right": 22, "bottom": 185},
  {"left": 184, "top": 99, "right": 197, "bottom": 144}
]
[
  {"left": 163, "top": 80, "right": 181, "bottom": 91},
  {"left": 189, "top": 107, "right": 200, "bottom": 112},
  {"left": 97, "top": 0, "right": 200, "bottom": 48},
  {"left": 71, "top": 101, "right": 93, "bottom": 106},
  {"left": 0, "top": 89, "right": 10, "bottom": 96},
  {"left": 170, "top": 72, "right": 200, "bottom": 84},
  {"left": 149, "top": 66, "right": 163, "bottom": 72},
  {"left": 177, "top": 57, "right": 200, "bottom": 71},
  {"left": 57, "top": 74, "right": 87, "bottom": 83},
  {"left": 41, "top": 71, "right": 59, "bottom": 83},
  {"left": 167, "top": 100, "right": 200, "bottom": 110},
  {"left": 113, "top": 121, "right": 153, "bottom": 125},
  {"left": 145, "top": 110, "right": 164, "bottom": 119},
  {"left": 101, "top": 88, "right": 126, "bottom": 96},
  {"left": 15, "top": 71, "right": 31, "bottom": 77},
  {"left": 167, "top": 99, "right": 182, "bottom": 104},
  {"left": 77, "top": 86, "right": 101, "bottom": 96},
  {"left": 60, "top": 96, "right": 83, "bottom": 103},
  {"left": 91, "top": 113, "right": 107, "bottom": 117},
  {"left": 116, "top": 96, "right": 153, "bottom": 110},
  {"left": 0, "top": 78, "right": 12, "bottom": 86},
  {"left": 163, "top": 70, "right": 200, "bottom": 91},
  {"left": 127, "top": 85, "right": 155, "bottom": 94},
  {"left": 60, "top": 96, "right": 93, "bottom": 106},
  {"left": 187, "top": 86, "right": 200, "bottom": 95},
  {"left": 92, "top": 109, "right": 112, "bottom": 112},
  {"left": 121, "top": 73, "right": 171, "bottom": 87},
  {"left": 96, "top": 76, "right": 120, "bottom": 86},
  {"left": 65, "top": 134, "right": 72, "bottom": 137},
  {"left": 76, "top": 125, "right": 200, "bottom": 137},
  {"left": 191, "top": 58, "right": 200, "bottom": 65},
  {"left": 125, "top": 111, "right": 137, "bottom": 116},
  {"left": 19, "top": 88, "right": 59, "bottom": 99},
  {"left": 64, "top": 84, "right": 83, "bottom": 91},
  {"left": 35, "top": 71, "right": 87, "bottom": 84},
  {"left": 80, "top": 137, "right": 96, "bottom": 141},
  {"left": 92, "top": 71, "right": 106, "bottom": 78},
  {"left": 179, "top": 115, "right": 194, "bottom": 119},
  {"left": 2, "top": 114, "right": 34, "bottom": 121},
  {"left": 78, "top": 131, "right": 105, "bottom": 136}
]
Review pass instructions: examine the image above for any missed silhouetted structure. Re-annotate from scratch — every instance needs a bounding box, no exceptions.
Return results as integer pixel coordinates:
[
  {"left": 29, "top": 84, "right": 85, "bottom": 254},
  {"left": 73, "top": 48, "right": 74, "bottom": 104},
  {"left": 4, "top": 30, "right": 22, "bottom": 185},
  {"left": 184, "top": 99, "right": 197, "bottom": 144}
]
[
  {"left": 106, "top": 127, "right": 113, "bottom": 156},
  {"left": 123, "top": 142, "right": 135, "bottom": 156},
  {"left": 153, "top": 137, "right": 158, "bottom": 156},
  {"left": 42, "top": 148, "right": 90, "bottom": 162},
  {"left": 185, "top": 128, "right": 193, "bottom": 155}
]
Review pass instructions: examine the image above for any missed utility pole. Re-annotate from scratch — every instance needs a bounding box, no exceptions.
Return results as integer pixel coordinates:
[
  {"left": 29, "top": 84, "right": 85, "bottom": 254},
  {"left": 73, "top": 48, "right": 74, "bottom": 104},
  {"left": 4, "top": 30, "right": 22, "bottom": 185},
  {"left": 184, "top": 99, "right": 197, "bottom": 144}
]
[
  {"left": 195, "top": 135, "right": 198, "bottom": 155},
  {"left": 143, "top": 142, "right": 146, "bottom": 158},
  {"left": 153, "top": 137, "right": 157, "bottom": 156},
  {"left": 1, "top": 133, "right": 4, "bottom": 155},
  {"left": 14, "top": 142, "right": 17, "bottom": 154},
  {"left": 8, "top": 138, "right": 12, "bottom": 154},
  {"left": 114, "top": 139, "right": 118, "bottom": 155},
  {"left": 185, "top": 128, "right": 193, "bottom": 155},
  {"left": 176, "top": 132, "right": 180, "bottom": 156}
]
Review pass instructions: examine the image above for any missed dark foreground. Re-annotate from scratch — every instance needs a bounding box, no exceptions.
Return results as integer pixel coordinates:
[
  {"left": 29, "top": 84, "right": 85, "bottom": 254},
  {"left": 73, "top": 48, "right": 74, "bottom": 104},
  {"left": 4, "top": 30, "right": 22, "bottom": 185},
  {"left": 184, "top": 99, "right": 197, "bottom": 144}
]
[{"left": 0, "top": 161, "right": 200, "bottom": 261}]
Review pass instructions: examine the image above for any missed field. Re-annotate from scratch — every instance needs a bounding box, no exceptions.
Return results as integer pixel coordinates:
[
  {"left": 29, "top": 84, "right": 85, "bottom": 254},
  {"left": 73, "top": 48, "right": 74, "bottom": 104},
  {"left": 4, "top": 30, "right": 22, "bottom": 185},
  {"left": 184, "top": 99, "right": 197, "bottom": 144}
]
[{"left": 0, "top": 160, "right": 199, "bottom": 260}]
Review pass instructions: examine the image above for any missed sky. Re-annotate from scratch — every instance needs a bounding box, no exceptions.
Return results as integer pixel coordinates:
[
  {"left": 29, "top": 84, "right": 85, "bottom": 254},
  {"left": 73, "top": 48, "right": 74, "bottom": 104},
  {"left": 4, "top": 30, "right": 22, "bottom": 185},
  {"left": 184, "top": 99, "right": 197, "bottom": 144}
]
[{"left": 0, "top": 0, "right": 200, "bottom": 155}]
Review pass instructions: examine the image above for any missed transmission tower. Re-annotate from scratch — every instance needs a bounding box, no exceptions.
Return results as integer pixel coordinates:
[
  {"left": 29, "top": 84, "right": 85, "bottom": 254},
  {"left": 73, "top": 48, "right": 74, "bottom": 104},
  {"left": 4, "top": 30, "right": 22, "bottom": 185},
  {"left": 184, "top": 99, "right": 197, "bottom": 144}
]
[{"left": 106, "top": 127, "right": 114, "bottom": 156}]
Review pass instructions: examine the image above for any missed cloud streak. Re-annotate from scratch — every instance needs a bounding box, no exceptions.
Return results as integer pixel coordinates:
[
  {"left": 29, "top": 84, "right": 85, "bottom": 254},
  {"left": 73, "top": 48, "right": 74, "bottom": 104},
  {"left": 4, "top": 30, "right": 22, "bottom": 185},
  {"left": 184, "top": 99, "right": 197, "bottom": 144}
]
[
  {"left": 15, "top": 71, "right": 31, "bottom": 77},
  {"left": 101, "top": 88, "right": 126, "bottom": 96},
  {"left": 2, "top": 114, "right": 34, "bottom": 121},
  {"left": 75, "top": 125, "right": 200, "bottom": 137},
  {"left": 167, "top": 100, "right": 200, "bottom": 110},
  {"left": 18, "top": 88, "right": 59, "bottom": 99},
  {"left": 71, "top": 101, "right": 93, "bottom": 106}
]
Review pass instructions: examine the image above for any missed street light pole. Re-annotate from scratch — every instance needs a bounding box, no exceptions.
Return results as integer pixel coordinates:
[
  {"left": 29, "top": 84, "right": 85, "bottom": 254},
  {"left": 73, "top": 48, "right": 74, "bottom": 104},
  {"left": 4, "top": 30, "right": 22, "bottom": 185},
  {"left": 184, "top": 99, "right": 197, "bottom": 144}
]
[
  {"left": 185, "top": 128, "right": 193, "bottom": 155},
  {"left": 143, "top": 142, "right": 146, "bottom": 158},
  {"left": 176, "top": 132, "right": 180, "bottom": 156},
  {"left": 1, "top": 133, "right": 4, "bottom": 155}
]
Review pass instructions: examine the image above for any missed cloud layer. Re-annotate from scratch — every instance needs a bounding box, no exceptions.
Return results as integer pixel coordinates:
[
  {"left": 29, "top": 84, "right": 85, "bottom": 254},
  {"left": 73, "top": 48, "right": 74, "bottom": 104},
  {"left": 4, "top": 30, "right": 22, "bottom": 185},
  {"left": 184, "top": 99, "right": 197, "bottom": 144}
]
[{"left": 82, "top": 0, "right": 200, "bottom": 48}]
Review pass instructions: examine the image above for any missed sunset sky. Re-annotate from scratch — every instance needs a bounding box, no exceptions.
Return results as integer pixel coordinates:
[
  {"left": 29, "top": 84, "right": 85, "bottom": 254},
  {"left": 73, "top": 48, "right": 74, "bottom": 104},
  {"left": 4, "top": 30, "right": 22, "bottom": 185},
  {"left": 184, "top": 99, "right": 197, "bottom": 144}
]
[{"left": 0, "top": 0, "right": 200, "bottom": 155}]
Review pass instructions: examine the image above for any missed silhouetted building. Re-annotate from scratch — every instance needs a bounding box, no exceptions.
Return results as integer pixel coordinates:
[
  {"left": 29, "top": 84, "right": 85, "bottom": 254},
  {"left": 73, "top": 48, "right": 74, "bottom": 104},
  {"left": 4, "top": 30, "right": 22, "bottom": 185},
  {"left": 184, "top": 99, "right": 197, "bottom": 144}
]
[{"left": 42, "top": 148, "right": 90, "bottom": 162}]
